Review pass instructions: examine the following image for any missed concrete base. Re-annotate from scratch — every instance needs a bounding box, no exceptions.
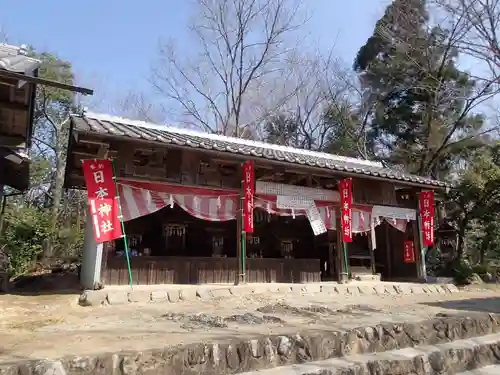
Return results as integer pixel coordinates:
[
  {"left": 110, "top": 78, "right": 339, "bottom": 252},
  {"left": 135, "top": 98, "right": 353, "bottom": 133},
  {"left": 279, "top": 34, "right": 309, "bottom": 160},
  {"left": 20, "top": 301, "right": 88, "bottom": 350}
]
[{"left": 79, "top": 281, "right": 461, "bottom": 306}]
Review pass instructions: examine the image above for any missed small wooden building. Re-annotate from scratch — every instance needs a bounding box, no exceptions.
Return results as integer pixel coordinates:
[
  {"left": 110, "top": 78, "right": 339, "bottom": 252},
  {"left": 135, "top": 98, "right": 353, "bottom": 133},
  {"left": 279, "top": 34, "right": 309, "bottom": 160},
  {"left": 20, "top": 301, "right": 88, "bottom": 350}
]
[
  {"left": 0, "top": 44, "right": 40, "bottom": 194},
  {"left": 0, "top": 43, "right": 93, "bottom": 197},
  {"left": 65, "top": 112, "right": 446, "bottom": 289}
]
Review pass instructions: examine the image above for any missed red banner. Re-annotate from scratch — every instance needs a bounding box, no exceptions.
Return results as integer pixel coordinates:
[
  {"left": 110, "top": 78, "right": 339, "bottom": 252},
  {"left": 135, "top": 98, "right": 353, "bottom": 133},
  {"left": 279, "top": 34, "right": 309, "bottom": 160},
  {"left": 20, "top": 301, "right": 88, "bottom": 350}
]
[
  {"left": 339, "top": 178, "right": 353, "bottom": 243},
  {"left": 419, "top": 191, "right": 435, "bottom": 246},
  {"left": 242, "top": 160, "right": 255, "bottom": 233},
  {"left": 403, "top": 240, "right": 415, "bottom": 263},
  {"left": 82, "top": 159, "right": 123, "bottom": 243}
]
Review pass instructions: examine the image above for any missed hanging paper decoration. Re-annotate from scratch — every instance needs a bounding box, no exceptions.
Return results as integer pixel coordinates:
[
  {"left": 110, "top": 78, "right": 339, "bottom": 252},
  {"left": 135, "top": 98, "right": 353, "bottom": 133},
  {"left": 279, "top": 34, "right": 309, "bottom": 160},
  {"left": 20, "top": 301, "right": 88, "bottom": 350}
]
[
  {"left": 81, "top": 159, "right": 123, "bottom": 243},
  {"left": 242, "top": 160, "right": 255, "bottom": 233},
  {"left": 217, "top": 196, "right": 221, "bottom": 208},
  {"left": 404, "top": 240, "right": 416, "bottom": 263},
  {"left": 193, "top": 196, "right": 199, "bottom": 211},
  {"left": 419, "top": 191, "right": 435, "bottom": 246},
  {"left": 169, "top": 194, "right": 174, "bottom": 208},
  {"left": 339, "top": 178, "right": 353, "bottom": 243}
]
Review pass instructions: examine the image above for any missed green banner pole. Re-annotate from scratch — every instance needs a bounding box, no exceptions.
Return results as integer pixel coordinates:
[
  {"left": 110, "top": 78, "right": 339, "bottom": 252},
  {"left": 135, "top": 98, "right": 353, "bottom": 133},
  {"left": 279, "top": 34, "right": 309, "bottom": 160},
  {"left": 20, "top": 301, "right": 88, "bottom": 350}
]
[
  {"left": 111, "top": 160, "right": 133, "bottom": 289},
  {"left": 241, "top": 193, "right": 246, "bottom": 283},
  {"left": 343, "top": 242, "right": 349, "bottom": 280}
]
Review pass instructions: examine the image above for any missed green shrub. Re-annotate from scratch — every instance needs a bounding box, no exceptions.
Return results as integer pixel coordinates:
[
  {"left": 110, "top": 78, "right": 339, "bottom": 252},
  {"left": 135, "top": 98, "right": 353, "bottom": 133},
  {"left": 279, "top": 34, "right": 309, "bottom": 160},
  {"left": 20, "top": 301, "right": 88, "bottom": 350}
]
[
  {"left": 452, "top": 261, "right": 474, "bottom": 285},
  {"left": 0, "top": 208, "right": 53, "bottom": 276}
]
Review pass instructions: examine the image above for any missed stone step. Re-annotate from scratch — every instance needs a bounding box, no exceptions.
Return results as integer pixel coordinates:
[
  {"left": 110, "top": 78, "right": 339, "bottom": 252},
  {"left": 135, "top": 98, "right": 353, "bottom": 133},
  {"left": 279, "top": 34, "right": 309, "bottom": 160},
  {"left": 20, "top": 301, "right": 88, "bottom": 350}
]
[
  {"left": 458, "top": 365, "right": 500, "bottom": 374},
  {"left": 238, "top": 332, "right": 500, "bottom": 375},
  {"left": 2, "top": 313, "right": 497, "bottom": 375},
  {"left": 80, "top": 282, "right": 460, "bottom": 306}
]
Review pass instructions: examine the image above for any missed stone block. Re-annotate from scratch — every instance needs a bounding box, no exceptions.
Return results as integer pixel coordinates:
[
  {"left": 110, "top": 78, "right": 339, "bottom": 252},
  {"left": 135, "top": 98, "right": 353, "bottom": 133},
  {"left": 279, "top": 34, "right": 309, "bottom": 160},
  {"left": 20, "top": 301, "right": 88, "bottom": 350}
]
[
  {"left": 128, "top": 290, "right": 151, "bottom": 303},
  {"left": 167, "top": 290, "right": 180, "bottom": 303},
  {"left": 196, "top": 288, "right": 213, "bottom": 300},
  {"left": 334, "top": 285, "right": 348, "bottom": 295},
  {"left": 359, "top": 286, "right": 376, "bottom": 295},
  {"left": 421, "top": 285, "right": 433, "bottom": 294},
  {"left": 392, "top": 284, "right": 404, "bottom": 294},
  {"left": 230, "top": 286, "right": 258, "bottom": 296},
  {"left": 346, "top": 286, "right": 360, "bottom": 295},
  {"left": 428, "top": 284, "right": 443, "bottom": 294},
  {"left": 229, "top": 286, "right": 244, "bottom": 296},
  {"left": 306, "top": 284, "right": 321, "bottom": 294},
  {"left": 179, "top": 289, "right": 197, "bottom": 301},
  {"left": 322, "top": 285, "right": 339, "bottom": 294},
  {"left": 291, "top": 285, "right": 307, "bottom": 294},
  {"left": 151, "top": 290, "right": 168, "bottom": 302},
  {"left": 410, "top": 285, "right": 426, "bottom": 294},
  {"left": 33, "top": 360, "right": 66, "bottom": 375},
  {"left": 395, "top": 284, "right": 413, "bottom": 295},
  {"left": 106, "top": 291, "right": 129, "bottom": 305},
  {"left": 435, "top": 285, "right": 446, "bottom": 294},
  {"left": 78, "top": 290, "right": 107, "bottom": 306},
  {"left": 277, "top": 285, "right": 292, "bottom": 293},
  {"left": 373, "top": 285, "right": 388, "bottom": 295},
  {"left": 444, "top": 283, "right": 460, "bottom": 293},
  {"left": 210, "top": 288, "right": 231, "bottom": 298}
]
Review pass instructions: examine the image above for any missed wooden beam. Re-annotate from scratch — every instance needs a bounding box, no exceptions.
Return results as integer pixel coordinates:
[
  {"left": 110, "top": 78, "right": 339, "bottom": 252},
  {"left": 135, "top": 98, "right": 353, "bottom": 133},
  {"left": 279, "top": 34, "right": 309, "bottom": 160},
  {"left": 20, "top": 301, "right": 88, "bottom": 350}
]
[
  {"left": 0, "top": 69, "right": 94, "bottom": 95},
  {"left": 0, "top": 135, "right": 26, "bottom": 148},
  {"left": 73, "top": 151, "right": 98, "bottom": 159},
  {"left": 97, "top": 144, "right": 110, "bottom": 159},
  {"left": 79, "top": 139, "right": 110, "bottom": 146}
]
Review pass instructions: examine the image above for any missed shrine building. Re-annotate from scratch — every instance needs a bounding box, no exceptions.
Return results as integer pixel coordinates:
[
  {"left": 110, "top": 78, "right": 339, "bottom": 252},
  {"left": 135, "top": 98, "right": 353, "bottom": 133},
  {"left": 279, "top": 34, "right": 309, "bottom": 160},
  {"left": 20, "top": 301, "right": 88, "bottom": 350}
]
[{"left": 64, "top": 112, "right": 446, "bottom": 289}]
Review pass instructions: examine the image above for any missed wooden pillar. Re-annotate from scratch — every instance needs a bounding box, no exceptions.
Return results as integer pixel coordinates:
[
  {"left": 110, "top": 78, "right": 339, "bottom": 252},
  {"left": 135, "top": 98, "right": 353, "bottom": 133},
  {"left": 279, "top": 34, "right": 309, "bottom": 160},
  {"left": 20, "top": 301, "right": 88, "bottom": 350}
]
[
  {"left": 412, "top": 218, "right": 422, "bottom": 280},
  {"left": 368, "top": 221, "right": 376, "bottom": 275},
  {"left": 235, "top": 196, "right": 242, "bottom": 285},
  {"left": 384, "top": 222, "right": 392, "bottom": 279},
  {"left": 336, "top": 207, "right": 349, "bottom": 282},
  {"left": 416, "top": 215, "right": 427, "bottom": 281},
  {"left": 327, "top": 230, "right": 336, "bottom": 279}
]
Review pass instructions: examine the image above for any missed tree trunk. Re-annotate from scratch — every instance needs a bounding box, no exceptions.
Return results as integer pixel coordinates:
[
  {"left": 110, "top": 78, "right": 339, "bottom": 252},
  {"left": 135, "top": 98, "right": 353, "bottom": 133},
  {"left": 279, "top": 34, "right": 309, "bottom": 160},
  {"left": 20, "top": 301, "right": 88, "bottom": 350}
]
[
  {"left": 455, "top": 216, "right": 467, "bottom": 265},
  {"left": 46, "top": 136, "right": 66, "bottom": 258}
]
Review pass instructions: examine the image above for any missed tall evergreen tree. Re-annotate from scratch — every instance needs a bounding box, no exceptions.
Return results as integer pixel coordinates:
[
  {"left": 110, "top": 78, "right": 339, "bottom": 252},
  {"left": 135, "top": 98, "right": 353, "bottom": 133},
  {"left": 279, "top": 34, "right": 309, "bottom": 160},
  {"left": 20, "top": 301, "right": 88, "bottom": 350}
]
[{"left": 354, "top": 0, "right": 492, "bottom": 179}]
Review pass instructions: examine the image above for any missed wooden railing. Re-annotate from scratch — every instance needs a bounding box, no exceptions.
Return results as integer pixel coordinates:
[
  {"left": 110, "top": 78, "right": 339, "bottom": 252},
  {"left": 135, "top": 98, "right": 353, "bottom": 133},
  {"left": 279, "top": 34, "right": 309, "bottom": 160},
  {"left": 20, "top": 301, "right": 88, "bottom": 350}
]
[{"left": 104, "top": 256, "right": 321, "bottom": 285}]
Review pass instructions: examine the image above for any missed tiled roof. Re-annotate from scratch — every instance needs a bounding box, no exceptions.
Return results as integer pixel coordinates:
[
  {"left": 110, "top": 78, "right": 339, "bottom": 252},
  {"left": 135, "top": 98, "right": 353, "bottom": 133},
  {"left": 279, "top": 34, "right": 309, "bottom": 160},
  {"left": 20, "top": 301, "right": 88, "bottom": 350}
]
[
  {"left": 71, "top": 112, "right": 446, "bottom": 188},
  {"left": 0, "top": 44, "right": 40, "bottom": 75}
]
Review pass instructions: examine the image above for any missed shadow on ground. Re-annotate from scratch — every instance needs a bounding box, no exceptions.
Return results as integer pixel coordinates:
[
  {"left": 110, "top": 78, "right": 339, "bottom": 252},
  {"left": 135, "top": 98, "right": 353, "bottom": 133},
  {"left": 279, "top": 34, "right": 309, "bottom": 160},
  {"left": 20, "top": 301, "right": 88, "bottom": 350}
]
[
  {"left": 422, "top": 297, "right": 500, "bottom": 314},
  {"left": 3, "top": 273, "right": 82, "bottom": 296}
]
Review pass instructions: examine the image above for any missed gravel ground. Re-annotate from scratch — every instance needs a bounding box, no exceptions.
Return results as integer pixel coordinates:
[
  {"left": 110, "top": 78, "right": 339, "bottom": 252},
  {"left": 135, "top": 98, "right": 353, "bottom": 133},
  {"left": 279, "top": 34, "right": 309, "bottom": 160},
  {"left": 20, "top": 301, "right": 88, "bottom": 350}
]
[{"left": 0, "top": 285, "right": 499, "bottom": 361}]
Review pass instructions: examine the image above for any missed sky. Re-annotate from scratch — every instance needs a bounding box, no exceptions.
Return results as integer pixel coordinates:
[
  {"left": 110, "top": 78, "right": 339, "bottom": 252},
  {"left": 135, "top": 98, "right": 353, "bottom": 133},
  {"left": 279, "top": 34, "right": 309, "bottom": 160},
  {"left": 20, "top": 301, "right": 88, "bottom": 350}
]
[{"left": 1, "top": 0, "right": 392, "bottom": 111}]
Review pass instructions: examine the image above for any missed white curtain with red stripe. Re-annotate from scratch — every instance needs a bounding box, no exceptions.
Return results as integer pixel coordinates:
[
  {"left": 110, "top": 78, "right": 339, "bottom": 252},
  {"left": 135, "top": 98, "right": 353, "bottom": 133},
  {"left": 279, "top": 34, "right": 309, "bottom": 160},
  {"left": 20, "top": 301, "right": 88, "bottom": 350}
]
[
  {"left": 372, "top": 205, "right": 416, "bottom": 233},
  {"left": 254, "top": 196, "right": 373, "bottom": 233},
  {"left": 117, "top": 182, "right": 238, "bottom": 222},
  {"left": 254, "top": 196, "right": 336, "bottom": 229}
]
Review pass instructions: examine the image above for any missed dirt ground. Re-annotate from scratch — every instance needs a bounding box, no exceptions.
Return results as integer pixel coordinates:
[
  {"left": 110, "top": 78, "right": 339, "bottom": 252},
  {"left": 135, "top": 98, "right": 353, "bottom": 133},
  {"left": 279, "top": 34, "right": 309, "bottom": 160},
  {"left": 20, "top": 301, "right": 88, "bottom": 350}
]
[{"left": 1, "top": 285, "right": 500, "bottom": 362}]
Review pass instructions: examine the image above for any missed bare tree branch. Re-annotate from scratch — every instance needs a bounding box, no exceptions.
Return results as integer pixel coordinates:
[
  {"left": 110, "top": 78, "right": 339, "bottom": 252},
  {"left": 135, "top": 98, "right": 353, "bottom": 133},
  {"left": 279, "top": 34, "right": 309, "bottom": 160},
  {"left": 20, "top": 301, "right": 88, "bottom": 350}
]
[{"left": 151, "top": 0, "right": 309, "bottom": 136}]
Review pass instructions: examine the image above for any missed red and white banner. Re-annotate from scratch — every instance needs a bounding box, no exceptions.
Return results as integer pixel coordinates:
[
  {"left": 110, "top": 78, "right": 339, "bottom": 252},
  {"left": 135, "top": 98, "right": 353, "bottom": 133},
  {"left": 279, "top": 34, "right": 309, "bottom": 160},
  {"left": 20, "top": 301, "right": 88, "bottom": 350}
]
[
  {"left": 82, "top": 160, "right": 123, "bottom": 243},
  {"left": 340, "top": 178, "right": 353, "bottom": 243},
  {"left": 419, "top": 191, "right": 435, "bottom": 246},
  {"left": 242, "top": 160, "right": 255, "bottom": 233},
  {"left": 403, "top": 240, "right": 416, "bottom": 263},
  {"left": 117, "top": 183, "right": 238, "bottom": 222}
]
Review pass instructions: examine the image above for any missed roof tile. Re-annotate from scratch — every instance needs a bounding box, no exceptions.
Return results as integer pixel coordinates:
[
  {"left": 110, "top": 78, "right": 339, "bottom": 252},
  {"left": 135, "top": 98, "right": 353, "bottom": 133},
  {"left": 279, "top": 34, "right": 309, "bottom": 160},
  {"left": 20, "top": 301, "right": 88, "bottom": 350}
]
[{"left": 72, "top": 113, "right": 447, "bottom": 188}]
